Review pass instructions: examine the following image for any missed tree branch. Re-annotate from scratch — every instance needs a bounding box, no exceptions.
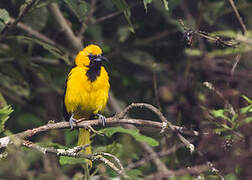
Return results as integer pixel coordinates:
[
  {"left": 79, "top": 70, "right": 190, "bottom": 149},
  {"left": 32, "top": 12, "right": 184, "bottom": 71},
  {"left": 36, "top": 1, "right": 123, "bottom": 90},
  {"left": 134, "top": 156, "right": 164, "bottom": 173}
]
[
  {"left": 77, "top": 0, "right": 96, "bottom": 40},
  {"left": 139, "top": 142, "right": 174, "bottom": 175},
  {"left": 48, "top": 3, "right": 83, "bottom": 52},
  {"left": 23, "top": 141, "right": 127, "bottom": 178},
  {"left": 0, "top": 118, "right": 197, "bottom": 149},
  {"left": 0, "top": 0, "right": 40, "bottom": 38},
  {"left": 0, "top": 103, "right": 199, "bottom": 178},
  {"left": 127, "top": 143, "right": 185, "bottom": 169},
  {"left": 0, "top": 103, "right": 198, "bottom": 149},
  {"left": 8, "top": 17, "right": 69, "bottom": 54},
  {"left": 228, "top": 0, "right": 247, "bottom": 35}
]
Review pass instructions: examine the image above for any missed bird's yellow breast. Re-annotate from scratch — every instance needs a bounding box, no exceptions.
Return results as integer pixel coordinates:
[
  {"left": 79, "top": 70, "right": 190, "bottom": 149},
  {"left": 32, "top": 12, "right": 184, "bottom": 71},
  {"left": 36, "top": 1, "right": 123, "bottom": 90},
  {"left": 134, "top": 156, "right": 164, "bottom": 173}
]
[{"left": 64, "top": 66, "right": 110, "bottom": 119}]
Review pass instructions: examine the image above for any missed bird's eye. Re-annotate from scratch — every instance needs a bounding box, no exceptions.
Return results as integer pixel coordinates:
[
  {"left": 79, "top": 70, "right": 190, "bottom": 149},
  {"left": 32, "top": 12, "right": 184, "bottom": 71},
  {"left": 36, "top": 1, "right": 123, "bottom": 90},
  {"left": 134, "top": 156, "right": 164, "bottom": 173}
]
[{"left": 88, "top": 54, "right": 97, "bottom": 60}]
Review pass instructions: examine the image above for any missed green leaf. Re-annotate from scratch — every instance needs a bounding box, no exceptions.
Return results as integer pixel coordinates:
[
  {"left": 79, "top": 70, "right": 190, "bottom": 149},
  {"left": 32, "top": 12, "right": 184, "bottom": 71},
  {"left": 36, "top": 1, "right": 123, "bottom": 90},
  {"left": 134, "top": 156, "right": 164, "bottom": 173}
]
[
  {"left": 0, "top": 9, "right": 10, "bottom": 32},
  {"left": 143, "top": 0, "right": 152, "bottom": 12},
  {"left": 162, "top": 0, "right": 169, "bottom": 11},
  {"left": 112, "top": 0, "right": 135, "bottom": 32},
  {"left": 185, "top": 48, "right": 203, "bottom": 56},
  {"left": 240, "top": 105, "right": 252, "bottom": 114},
  {"left": 242, "top": 95, "right": 252, "bottom": 104},
  {"left": 244, "top": 116, "right": 252, "bottom": 124},
  {"left": 13, "top": 36, "right": 71, "bottom": 65},
  {"left": 211, "top": 109, "right": 230, "bottom": 121},
  {"left": 0, "top": 105, "right": 13, "bottom": 133},
  {"left": 59, "top": 156, "right": 86, "bottom": 165},
  {"left": 208, "top": 44, "right": 251, "bottom": 57},
  {"left": 0, "top": 9, "right": 9, "bottom": 24},
  {"left": 23, "top": 6, "right": 49, "bottom": 31},
  {"left": 0, "top": 93, "right": 7, "bottom": 108},
  {"left": 117, "top": 26, "right": 131, "bottom": 42},
  {"left": 100, "top": 127, "right": 159, "bottom": 147},
  {"left": 221, "top": 123, "right": 232, "bottom": 130},
  {"left": 240, "top": 96, "right": 252, "bottom": 114},
  {"left": 64, "top": 0, "right": 89, "bottom": 23}
]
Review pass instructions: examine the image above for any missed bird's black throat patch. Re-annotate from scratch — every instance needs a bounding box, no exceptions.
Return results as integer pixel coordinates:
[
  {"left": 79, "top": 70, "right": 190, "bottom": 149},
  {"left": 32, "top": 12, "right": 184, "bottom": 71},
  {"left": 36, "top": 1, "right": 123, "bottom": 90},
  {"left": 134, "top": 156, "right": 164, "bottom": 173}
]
[{"left": 86, "top": 61, "right": 102, "bottom": 82}]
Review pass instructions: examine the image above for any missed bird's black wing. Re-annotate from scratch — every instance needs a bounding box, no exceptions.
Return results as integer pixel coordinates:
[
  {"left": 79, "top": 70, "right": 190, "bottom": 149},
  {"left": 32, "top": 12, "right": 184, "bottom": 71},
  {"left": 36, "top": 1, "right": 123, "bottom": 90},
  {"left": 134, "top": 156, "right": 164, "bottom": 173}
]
[{"left": 63, "top": 83, "right": 71, "bottom": 121}]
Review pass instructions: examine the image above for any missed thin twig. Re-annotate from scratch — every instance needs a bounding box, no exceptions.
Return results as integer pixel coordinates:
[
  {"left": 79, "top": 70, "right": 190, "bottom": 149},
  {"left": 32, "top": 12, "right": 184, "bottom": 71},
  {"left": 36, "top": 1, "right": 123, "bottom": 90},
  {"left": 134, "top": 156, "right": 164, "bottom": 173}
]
[
  {"left": 0, "top": 102, "right": 198, "bottom": 178},
  {"left": 228, "top": 0, "right": 247, "bottom": 34},
  {"left": 93, "top": 152, "right": 125, "bottom": 175},
  {"left": 127, "top": 143, "right": 185, "bottom": 169},
  {"left": 231, "top": 54, "right": 241, "bottom": 76},
  {"left": 94, "top": 1, "right": 140, "bottom": 25},
  {"left": 115, "top": 103, "right": 196, "bottom": 152},
  {"left": 203, "top": 82, "right": 235, "bottom": 116},
  {"left": 95, "top": 11, "right": 122, "bottom": 24},
  {"left": 8, "top": 17, "right": 68, "bottom": 52},
  {"left": 23, "top": 141, "right": 127, "bottom": 178},
  {"left": 77, "top": 0, "right": 96, "bottom": 40},
  {"left": 116, "top": 103, "right": 170, "bottom": 125},
  {"left": 86, "top": 125, "right": 104, "bottom": 136},
  {"left": 179, "top": 19, "right": 240, "bottom": 48},
  {"left": 0, "top": 103, "right": 196, "bottom": 176},
  {"left": 23, "top": 140, "right": 90, "bottom": 154},
  {"left": 9, "top": 17, "right": 56, "bottom": 46},
  {"left": 0, "top": 103, "right": 198, "bottom": 149},
  {"left": 107, "top": 99, "right": 172, "bottom": 176},
  {"left": 0, "top": 0, "right": 40, "bottom": 38},
  {"left": 139, "top": 142, "right": 174, "bottom": 175},
  {"left": 0, "top": 118, "right": 197, "bottom": 149}
]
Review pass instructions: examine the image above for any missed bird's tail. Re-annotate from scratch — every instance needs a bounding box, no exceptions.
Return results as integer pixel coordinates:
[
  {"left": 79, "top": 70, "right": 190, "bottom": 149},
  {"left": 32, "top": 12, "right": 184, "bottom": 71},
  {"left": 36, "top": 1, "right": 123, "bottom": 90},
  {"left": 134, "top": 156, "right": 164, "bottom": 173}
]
[{"left": 78, "top": 128, "right": 92, "bottom": 167}]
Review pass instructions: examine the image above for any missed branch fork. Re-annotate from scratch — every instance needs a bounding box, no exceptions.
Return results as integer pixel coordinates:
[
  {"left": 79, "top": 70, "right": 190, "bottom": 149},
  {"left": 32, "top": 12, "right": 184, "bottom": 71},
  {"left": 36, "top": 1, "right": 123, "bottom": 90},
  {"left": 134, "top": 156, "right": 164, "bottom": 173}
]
[{"left": 0, "top": 103, "right": 198, "bottom": 177}]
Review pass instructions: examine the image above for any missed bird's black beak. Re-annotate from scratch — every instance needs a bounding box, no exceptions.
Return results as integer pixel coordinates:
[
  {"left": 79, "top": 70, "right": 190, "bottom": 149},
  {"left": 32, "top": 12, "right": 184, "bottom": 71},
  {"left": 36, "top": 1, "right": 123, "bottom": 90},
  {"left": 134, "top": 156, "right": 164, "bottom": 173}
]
[{"left": 94, "top": 55, "right": 108, "bottom": 63}]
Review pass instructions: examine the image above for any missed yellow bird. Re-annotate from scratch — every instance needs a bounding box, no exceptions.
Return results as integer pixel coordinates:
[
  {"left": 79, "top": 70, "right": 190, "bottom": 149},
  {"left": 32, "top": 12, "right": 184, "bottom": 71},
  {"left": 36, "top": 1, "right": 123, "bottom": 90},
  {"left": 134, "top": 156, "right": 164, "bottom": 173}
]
[{"left": 63, "top": 44, "right": 110, "bottom": 167}]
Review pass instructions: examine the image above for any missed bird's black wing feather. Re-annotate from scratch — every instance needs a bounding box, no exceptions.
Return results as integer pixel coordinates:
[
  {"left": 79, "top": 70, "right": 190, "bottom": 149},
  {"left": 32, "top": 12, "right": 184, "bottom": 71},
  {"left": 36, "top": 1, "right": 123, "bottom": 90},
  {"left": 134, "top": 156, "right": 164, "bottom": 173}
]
[{"left": 63, "top": 84, "right": 71, "bottom": 121}]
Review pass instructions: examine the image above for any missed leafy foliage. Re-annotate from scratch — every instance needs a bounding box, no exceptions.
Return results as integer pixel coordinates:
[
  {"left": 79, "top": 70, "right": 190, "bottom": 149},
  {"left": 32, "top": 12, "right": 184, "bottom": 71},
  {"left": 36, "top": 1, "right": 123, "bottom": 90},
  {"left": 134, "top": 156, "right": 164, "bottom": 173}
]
[
  {"left": 0, "top": 9, "right": 9, "bottom": 32},
  {"left": 63, "top": 0, "right": 89, "bottom": 23},
  {"left": 210, "top": 94, "right": 252, "bottom": 135},
  {"left": 112, "top": 0, "right": 134, "bottom": 32},
  {"left": 0, "top": 105, "right": 13, "bottom": 133},
  {"left": 13, "top": 36, "right": 71, "bottom": 65}
]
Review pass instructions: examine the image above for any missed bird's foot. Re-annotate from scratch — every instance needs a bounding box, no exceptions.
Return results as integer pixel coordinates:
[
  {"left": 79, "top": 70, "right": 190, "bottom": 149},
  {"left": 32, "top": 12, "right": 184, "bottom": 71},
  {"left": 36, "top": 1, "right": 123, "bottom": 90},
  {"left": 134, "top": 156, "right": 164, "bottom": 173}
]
[
  {"left": 96, "top": 113, "right": 106, "bottom": 126},
  {"left": 69, "top": 114, "right": 77, "bottom": 129}
]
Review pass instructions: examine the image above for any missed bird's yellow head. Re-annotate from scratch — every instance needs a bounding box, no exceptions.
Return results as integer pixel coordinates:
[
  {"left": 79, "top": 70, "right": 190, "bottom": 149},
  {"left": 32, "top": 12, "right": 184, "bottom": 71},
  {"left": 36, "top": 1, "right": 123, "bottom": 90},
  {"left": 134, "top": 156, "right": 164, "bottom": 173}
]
[{"left": 75, "top": 44, "right": 107, "bottom": 67}]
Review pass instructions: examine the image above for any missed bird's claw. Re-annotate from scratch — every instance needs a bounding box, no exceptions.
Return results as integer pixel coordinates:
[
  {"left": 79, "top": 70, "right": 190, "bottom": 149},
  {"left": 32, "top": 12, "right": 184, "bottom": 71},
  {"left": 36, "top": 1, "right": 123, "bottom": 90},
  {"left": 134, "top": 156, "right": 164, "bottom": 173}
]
[
  {"left": 69, "top": 114, "right": 77, "bottom": 130},
  {"left": 97, "top": 114, "right": 106, "bottom": 126}
]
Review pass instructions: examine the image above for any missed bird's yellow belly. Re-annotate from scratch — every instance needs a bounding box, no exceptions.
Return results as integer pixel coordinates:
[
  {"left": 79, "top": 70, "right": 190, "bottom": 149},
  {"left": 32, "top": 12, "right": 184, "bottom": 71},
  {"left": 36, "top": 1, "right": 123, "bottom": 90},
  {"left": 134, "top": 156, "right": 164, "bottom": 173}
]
[{"left": 64, "top": 67, "right": 109, "bottom": 119}]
